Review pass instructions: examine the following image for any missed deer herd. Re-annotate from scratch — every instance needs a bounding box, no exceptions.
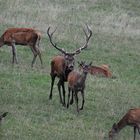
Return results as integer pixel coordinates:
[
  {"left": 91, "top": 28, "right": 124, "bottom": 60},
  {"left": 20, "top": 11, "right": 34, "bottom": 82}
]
[{"left": 0, "top": 26, "right": 139, "bottom": 140}]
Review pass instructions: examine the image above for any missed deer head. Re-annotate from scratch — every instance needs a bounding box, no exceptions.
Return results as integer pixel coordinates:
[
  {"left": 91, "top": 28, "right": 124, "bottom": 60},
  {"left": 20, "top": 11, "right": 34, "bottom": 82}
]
[
  {"left": 47, "top": 25, "right": 92, "bottom": 70},
  {"left": 109, "top": 123, "right": 119, "bottom": 140},
  {"left": 78, "top": 61, "right": 92, "bottom": 74}
]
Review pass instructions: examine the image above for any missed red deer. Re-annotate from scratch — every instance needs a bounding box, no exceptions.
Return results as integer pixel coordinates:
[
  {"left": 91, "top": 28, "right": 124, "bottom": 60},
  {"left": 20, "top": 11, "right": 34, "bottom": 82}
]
[
  {"left": 0, "top": 28, "right": 42, "bottom": 67},
  {"left": 88, "top": 64, "right": 112, "bottom": 78},
  {"left": 0, "top": 112, "right": 8, "bottom": 123},
  {"left": 47, "top": 25, "right": 92, "bottom": 106},
  {"left": 67, "top": 61, "right": 92, "bottom": 112},
  {"left": 109, "top": 108, "right": 140, "bottom": 140}
]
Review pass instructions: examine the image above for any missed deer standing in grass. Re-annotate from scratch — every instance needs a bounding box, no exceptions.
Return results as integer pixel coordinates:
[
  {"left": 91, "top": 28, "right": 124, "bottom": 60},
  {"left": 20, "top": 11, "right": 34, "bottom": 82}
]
[
  {"left": 47, "top": 25, "right": 92, "bottom": 106},
  {"left": 0, "top": 28, "right": 43, "bottom": 67},
  {"left": 67, "top": 61, "right": 92, "bottom": 112},
  {"left": 109, "top": 108, "right": 140, "bottom": 140}
]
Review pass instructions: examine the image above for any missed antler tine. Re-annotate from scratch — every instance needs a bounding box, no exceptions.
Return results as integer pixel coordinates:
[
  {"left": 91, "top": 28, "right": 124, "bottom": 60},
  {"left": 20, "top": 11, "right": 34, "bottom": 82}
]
[
  {"left": 47, "top": 27, "right": 66, "bottom": 54},
  {"left": 71, "top": 25, "right": 92, "bottom": 55},
  {"left": 83, "top": 25, "right": 88, "bottom": 41},
  {"left": 50, "top": 26, "right": 57, "bottom": 38},
  {"left": 84, "top": 24, "right": 92, "bottom": 42}
]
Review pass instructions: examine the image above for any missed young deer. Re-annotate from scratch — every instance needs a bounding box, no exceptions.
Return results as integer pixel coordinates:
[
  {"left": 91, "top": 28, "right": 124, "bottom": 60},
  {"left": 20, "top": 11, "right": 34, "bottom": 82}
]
[
  {"left": 47, "top": 26, "right": 92, "bottom": 106},
  {"left": 109, "top": 108, "right": 140, "bottom": 140},
  {"left": 0, "top": 28, "right": 42, "bottom": 67},
  {"left": 67, "top": 61, "right": 92, "bottom": 113}
]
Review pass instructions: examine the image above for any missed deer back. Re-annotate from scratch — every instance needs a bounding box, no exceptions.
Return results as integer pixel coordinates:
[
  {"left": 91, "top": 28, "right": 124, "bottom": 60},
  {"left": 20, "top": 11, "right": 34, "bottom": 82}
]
[
  {"left": 89, "top": 65, "right": 112, "bottom": 77},
  {"left": 89, "top": 65, "right": 106, "bottom": 75},
  {"left": 101, "top": 64, "right": 112, "bottom": 77},
  {"left": 126, "top": 108, "right": 140, "bottom": 124},
  {"left": 1, "top": 28, "right": 41, "bottom": 46}
]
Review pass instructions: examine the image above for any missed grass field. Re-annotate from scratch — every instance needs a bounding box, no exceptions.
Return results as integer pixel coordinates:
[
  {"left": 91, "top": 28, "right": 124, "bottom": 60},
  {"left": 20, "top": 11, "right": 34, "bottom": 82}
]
[{"left": 0, "top": 0, "right": 140, "bottom": 140}]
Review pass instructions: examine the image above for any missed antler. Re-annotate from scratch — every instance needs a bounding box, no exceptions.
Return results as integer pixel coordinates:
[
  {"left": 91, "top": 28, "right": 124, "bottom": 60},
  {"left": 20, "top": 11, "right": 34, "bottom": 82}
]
[
  {"left": 71, "top": 25, "right": 92, "bottom": 55},
  {"left": 47, "top": 27, "right": 66, "bottom": 54}
]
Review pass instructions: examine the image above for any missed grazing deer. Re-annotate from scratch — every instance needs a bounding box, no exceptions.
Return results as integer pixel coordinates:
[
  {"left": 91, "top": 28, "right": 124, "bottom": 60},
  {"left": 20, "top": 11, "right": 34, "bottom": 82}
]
[
  {"left": 0, "top": 28, "right": 43, "bottom": 67},
  {"left": 0, "top": 112, "right": 8, "bottom": 123},
  {"left": 67, "top": 61, "right": 92, "bottom": 112},
  {"left": 88, "top": 64, "right": 112, "bottom": 78},
  {"left": 47, "top": 25, "right": 92, "bottom": 106},
  {"left": 109, "top": 108, "right": 140, "bottom": 140}
]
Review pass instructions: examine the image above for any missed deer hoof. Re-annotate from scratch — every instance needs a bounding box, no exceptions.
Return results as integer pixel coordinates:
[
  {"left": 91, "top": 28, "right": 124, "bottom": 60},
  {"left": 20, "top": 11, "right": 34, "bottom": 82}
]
[
  {"left": 62, "top": 103, "right": 66, "bottom": 107},
  {"left": 80, "top": 107, "right": 83, "bottom": 110},
  {"left": 49, "top": 96, "right": 52, "bottom": 100},
  {"left": 67, "top": 104, "right": 69, "bottom": 108},
  {"left": 70, "top": 100, "right": 73, "bottom": 105}
]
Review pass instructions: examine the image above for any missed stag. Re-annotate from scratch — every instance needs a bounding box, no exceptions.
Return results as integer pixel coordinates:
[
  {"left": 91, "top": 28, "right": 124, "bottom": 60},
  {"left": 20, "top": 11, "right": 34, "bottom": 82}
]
[
  {"left": 0, "top": 28, "right": 43, "bottom": 67},
  {"left": 109, "top": 108, "right": 140, "bottom": 140},
  {"left": 67, "top": 61, "right": 92, "bottom": 113},
  {"left": 47, "top": 25, "right": 92, "bottom": 106}
]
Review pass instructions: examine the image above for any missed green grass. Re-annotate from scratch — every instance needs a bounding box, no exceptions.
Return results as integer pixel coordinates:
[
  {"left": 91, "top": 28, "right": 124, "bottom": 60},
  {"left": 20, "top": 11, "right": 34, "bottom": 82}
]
[{"left": 0, "top": 0, "right": 140, "bottom": 140}]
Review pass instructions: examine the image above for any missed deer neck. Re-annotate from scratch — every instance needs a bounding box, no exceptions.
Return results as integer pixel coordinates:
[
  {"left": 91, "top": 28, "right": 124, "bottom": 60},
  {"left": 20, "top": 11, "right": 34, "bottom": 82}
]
[
  {"left": 78, "top": 72, "right": 88, "bottom": 85},
  {"left": 64, "top": 67, "right": 73, "bottom": 81},
  {"left": 81, "top": 72, "right": 88, "bottom": 81},
  {"left": 116, "top": 117, "right": 127, "bottom": 132}
]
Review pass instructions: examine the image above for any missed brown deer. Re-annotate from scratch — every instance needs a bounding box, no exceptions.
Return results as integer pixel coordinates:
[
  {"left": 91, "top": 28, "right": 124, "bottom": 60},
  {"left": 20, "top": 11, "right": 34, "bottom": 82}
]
[
  {"left": 0, "top": 28, "right": 43, "bottom": 67},
  {"left": 109, "top": 108, "right": 140, "bottom": 140},
  {"left": 47, "top": 25, "right": 92, "bottom": 106},
  {"left": 67, "top": 61, "right": 92, "bottom": 113},
  {"left": 0, "top": 112, "right": 8, "bottom": 123},
  {"left": 88, "top": 64, "right": 112, "bottom": 78}
]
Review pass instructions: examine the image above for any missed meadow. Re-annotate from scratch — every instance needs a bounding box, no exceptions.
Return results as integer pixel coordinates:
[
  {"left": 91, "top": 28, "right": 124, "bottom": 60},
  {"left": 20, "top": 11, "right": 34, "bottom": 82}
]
[{"left": 0, "top": 0, "right": 140, "bottom": 139}]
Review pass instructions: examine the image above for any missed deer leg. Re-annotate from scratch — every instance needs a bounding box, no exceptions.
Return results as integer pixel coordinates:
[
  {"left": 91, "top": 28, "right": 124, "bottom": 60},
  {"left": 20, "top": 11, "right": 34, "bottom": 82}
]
[
  {"left": 61, "top": 81, "right": 66, "bottom": 106},
  {"left": 31, "top": 47, "right": 37, "bottom": 67},
  {"left": 49, "top": 74, "right": 56, "bottom": 100},
  {"left": 35, "top": 46, "right": 43, "bottom": 66},
  {"left": 70, "top": 90, "right": 74, "bottom": 105},
  {"left": 57, "top": 80, "right": 63, "bottom": 105},
  {"left": 137, "top": 126, "right": 140, "bottom": 134},
  {"left": 74, "top": 91, "right": 79, "bottom": 113},
  {"left": 11, "top": 45, "right": 15, "bottom": 64},
  {"left": 67, "top": 87, "right": 71, "bottom": 108},
  {"left": 134, "top": 126, "right": 136, "bottom": 140},
  {"left": 33, "top": 39, "right": 43, "bottom": 66},
  {"left": 11, "top": 45, "right": 18, "bottom": 64},
  {"left": 80, "top": 90, "right": 85, "bottom": 110}
]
